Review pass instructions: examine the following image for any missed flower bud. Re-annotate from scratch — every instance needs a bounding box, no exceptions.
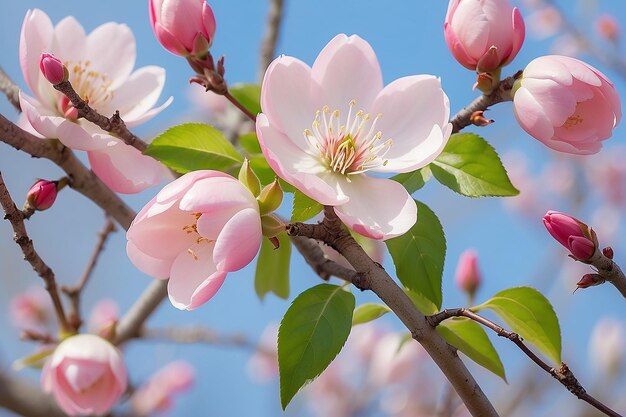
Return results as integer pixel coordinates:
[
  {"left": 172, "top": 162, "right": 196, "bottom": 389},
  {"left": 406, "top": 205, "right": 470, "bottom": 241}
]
[
  {"left": 543, "top": 211, "right": 598, "bottom": 261},
  {"left": 444, "top": 0, "right": 525, "bottom": 72},
  {"left": 513, "top": 55, "right": 621, "bottom": 154},
  {"left": 149, "top": 0, "right": 217, "bottom": 57},
  {"left": 42, "top": 334, "right": 127, "bottom": 416},
  {"left": 470, "top": 110, "right": 494, "bottom": 127},
  {"left": 455, "top": 249, "right": 481, "bottom": 298},
  {"left": 603, "top": 246, "right": 614, "bottom": 260},
  {"left": 576, "top": 273, "right": 604, "bottom": 289},
  {"left": 26, "top": 180, "right": 58, "bottom": 211},
  {"left": 39, "top": 53, "right": 67, "bottom": 85},
  {"left": 257, "top": 179, "right": 283, "bottom": 215},
  {"left": 238, "top": 159, "right": 261, "bottom": 197}
]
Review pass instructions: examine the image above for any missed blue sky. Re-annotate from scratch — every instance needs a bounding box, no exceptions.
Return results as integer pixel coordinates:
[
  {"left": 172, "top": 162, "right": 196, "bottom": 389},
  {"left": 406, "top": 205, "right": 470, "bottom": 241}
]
[{"left": 1, "top": 1, "right": 626, "bottom": 416}]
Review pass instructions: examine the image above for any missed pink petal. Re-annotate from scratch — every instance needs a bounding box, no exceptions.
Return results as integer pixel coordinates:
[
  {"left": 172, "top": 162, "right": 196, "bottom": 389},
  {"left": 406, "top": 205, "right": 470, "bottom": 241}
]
[
  {"left": 167, "top": 242, "right": 227, "bottom": 310},
  {"left": 85, "top": 23, "right": 135, "bottom": 89},
  {"left": 20, "top": 9, "right": 54, "bottom": 98},
  {"left": 126, "top": 241, "right": 173, "bottom": 279},
  {"left": 503, "top": 7, "right": 526, "bottom": 66},
  {"left": 159, "top": 0, "right": 205, "bottom": 50},
  {"left": 178, "top": 176, "right": 257, "bottom": 213},
  {"left": 370, "top": 75, "right": 451, "bottom": 173},
  {"left": 50, "top": 16, "right": 87, "bottom": 65},
  {"left": 88, "top": 141, "right": 168, "bottom": 194},
  {"left": 513, "top": 86, "right": 555, "bottom": 141},
  {"left": 154, "top": 22, "right": 189, "bottom": 56},
  {"left": 311, "top": 34, "right": 383, "bottom": 114},
  {"left": 334, "top": 175, "right": 416, "bottom": 240},
  {"left": 156, "top": 170, "right": 229, "bottom": 204},
  {"left": 213, "top": 207, "right": 262, "bottom": 272},
  {"left": 63, "top": 361, "right": 107, "bottom": 392},
  {"left": 444, "top": 22, "right": 476, "bottom": 70},
  {"left": 256, "top": 113, "right": 348, "bottom": 206},
  {"left": 260, "top": 56, "right": 315, "bottom": 149}
]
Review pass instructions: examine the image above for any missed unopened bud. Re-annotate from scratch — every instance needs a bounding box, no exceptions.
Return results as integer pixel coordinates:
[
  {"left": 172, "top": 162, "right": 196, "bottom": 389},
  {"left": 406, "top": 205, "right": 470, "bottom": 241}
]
[
  {"left": 470, "top": 110, "right": 494, "bottom": 127},
  {"left": 238, "top": 159, "right": 261, "bottom": 197},
  {"left": 39, "top": 53, "right": 67, "bottom": 85},
  {"left": 257, "top": 179, "right": 283, "bottom": 215},
  {"left": 261, "top": 214, "right": 286, "bottom": 238},
  {"left": 576, "top": 273, "right": 604, "bottom": 289},
  {"left": 455, "top": 250, "right": 481, "bottom": 298},
  {"left": 26, "top": 180, "right": 58, "bottom": 211},
  {"left": 603, "top": 246, "right": 614, "bottom": 260},
  {"left": 543, "top": 211, "right": 598, "bottom": 261}
]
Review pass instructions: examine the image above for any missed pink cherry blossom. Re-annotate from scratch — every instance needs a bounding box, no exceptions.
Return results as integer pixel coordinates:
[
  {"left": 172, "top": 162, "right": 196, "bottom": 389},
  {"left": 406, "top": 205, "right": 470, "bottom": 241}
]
[
  {"left": 126, "top": 170, "right": 262, "bottom": 310},
  {"left": 513, "top": 55, "right": 621, "bottom": 154},
  {"left": 257, "top": 34, "right": 451, "bottom": 240},
  {"left": 455, "top": 249, "right": 481, "bottom": 296},
  {"left": 149, "top": 0, "right": 216, "bottom": 57},
  {"left": 18, "top": 9, "right": 172, "bottom": 194},
  {"left": 88, "top": 299, "right": 119, "bottom": 337},
  {"left": 132, "top": 361, "right": 195, "bottom": 415},
  {"left": 10, "top": 286, "right": 52, "bottom": 331},
  {"left": 41, "top": 334, "right": 127, "bottom": 416},
  {"left": 444, "top": 0, "right": 525, "bottom": 72}
]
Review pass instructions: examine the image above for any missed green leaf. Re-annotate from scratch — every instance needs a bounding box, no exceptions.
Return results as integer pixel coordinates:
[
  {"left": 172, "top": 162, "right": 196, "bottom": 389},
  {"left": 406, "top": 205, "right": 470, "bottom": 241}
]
[
  {"left": 291, "top": 190, "right": 323, "bottom": 222},
  {"left": 405, "top": 289, "right": 439, "bottom": 315},
  {"left": 239, "top": 132, "right": 262, "bottom": 155},
  {"left": 437, "top": 318, "right": 506, "bottom": 380},
  {"left": 386, "top": 201, "right": 446, "bottom": 309},
  {"left": 278, "top": 284, "right": 355, "bottom": 409},
  {"left": 392, "top": 166, "right": 432, "bottom": 194},
  {"left": 430, "top": 133, "right": 519, "bottom": 197},
  {"left": 229, "top": 83, "right": 262, "bottom": 115},
  {"left": 145, "top": 123, "right": 243, "bottom": 174},
  {"left": 352, "top": 303, "right": 391, "bottom": 325},
  {"left": 255, "top": 234, "right": 291, "bottom": 300},
  {"left": 474, "top": 287, "right": 562, "bottom": 365}
]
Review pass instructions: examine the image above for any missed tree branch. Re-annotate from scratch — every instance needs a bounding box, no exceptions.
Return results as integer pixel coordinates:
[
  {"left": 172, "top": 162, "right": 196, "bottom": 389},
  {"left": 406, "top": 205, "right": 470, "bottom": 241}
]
[
  {"left": 0, "top": 370, "right": 66, "bottom": 417},
  {"left": 258, "top": 0, "right": 285, "bottom": 81},
  {"left": 288, "top": 207, "right": 499, "bottom": 417},
  {"left": 53, "top": 80, "right": 147, "bottom": 152},
  {"left": 427, "top": 308, "right": 622, "bottom": 417},
  {"left": 0, "top": 171, "right": 70, "bottom": 333},
  {"left": 587, "top": 248, "right": 626, "bottom": 298},
  {"left": 450, "top": 73, "right": 519, "bottom": 134},
  {"left": 0, "top": 67, "right": 20, "bottom": 112},
  {"left": 289, "top": 235, "right": 360, "bottom": 282}
]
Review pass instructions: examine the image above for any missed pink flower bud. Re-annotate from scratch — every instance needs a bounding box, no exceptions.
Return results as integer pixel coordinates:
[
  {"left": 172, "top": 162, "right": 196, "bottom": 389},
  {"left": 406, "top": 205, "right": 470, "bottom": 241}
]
[
  {"left": 39, "top": 53, "right": 67, "bottom": 85},
  {"left": 88, "top": 299, "right": 119, "bottom": 338},
  {"left": 149, "top": 0, "right": 217, "bottom": 57},
  {"left": 543, "top": 211, "right": 598, "bottom": 260},
  {"left": 132, "top": 361, "right": 195, "bottom": 415},
  {"left": 455, "top": 250, "right": 481, "bottom": 297},
  {"left": 10, "top": 287, "right": 52, "bottom": 331},
  {"left": 42, "top": 334, "right": 127, "bottom": 416},
  {"left": 596, "top": 14, "right": 619, "bottom": 44},
  {"left": 26, "top": 180, "right": 58, "bottom": 211},
  {"left": 513, "top": 55, "right": 621, "bottom": 154},
  {"left": 444, "top": 0, "right": 525, "bottom": 72}
]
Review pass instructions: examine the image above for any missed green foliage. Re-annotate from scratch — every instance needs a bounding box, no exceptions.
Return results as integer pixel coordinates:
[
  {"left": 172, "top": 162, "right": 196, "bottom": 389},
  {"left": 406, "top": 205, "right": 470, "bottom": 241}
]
[
  {"left": 474, "top": 287, "right": 562, "bottom": 365},
  {"left": 145, "top": 123, "right": 242, "bottom": 174},
  {"left": 405, "top": 289, "right": 439, "bottom": 315},
  {"left": 430, "top": 133, "right": 519, "bottom": 197},
  {"left": 352, "top": 303, "right": 391, "bottom": 325},
  {"left": 278, "top": 284, "right": 355, "bottom": 409},
  {"left": 386, "top": 201, "right": 446, "bottom": 309},
  {"left": 229, "top": 83, "right": 262, "bottom": 115},
  {"left": 291, "top": 190, "right": 323, "bottom": 222},
  {"left": 239, "top": 132, "right": 262, "bottom": 155},
  {"left": 255, "top": 234, "right": 291, "bottom": 300},
  {"left": 392, "top": 166, "right": 432, "bottom": 194},
  {"left": 437, "top": 318, "right": 506, "bottom": 380}
]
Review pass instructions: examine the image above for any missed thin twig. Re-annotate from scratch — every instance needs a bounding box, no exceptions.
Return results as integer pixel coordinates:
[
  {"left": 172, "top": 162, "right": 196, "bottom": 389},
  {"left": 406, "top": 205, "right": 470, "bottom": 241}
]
[
  {"left": 0, "top": 369, "right": 66, "bottom": 417},
  {"left": 53, "top": 80, "right": 148, "bottom": 152},
  {"left": 586, "top": 248, "right": 626, "bottom": 298},
  {"left": 140, "top": 327, "right": 253, "bottom": 349},
  {"left": 288, "top": 207, "right": 499, "bottom": 417},
  {"left": 258, "top": 0, "right": 285, "bottom": 81},
  {"left": 427, "top": 308, "right": 623, "bottom": 417},
  {"left": 0, "top": 171, "right": 69, "bottom": 333},
  {"left": 223, "top": 90, "right": 256, "bottom": 122},
  {"left": 290, "top": 235, "right": 360, "bottom": 282},
  {"left": 62, "top": 216, "right": 117, "bottom": 330},
  {"left": 0, "top": 67, "right": 21, "bottom": 112}
]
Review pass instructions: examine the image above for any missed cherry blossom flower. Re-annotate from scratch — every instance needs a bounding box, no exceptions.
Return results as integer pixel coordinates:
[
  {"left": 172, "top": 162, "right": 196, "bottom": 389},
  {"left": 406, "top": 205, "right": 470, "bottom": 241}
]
[
  {"left": 132, "top": 361, "right": 195, "bottom": 415},
  {"left": 126, "top": 171, "right": 262, "bottom": 310},
  {"left": 18, "top": 9, "right": 172, "bottom": 194},
  {"left": 256, "top": 34, "right": 451, "bottom": 240},
  {"left": 42, "top": 334, "right": 127, "bottom": 416}
]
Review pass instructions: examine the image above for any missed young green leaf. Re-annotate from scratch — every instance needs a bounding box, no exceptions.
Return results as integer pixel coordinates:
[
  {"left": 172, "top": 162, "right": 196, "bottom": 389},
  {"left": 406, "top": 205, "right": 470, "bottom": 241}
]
[
  {"left": 228, "top": 83, "right": 262, "bottom": 115},
  {"left": 145, "top": 123, "right": 243, "bottom": 174},
  {"left": 386, "top": 201, "right": 446, "bottom": 309},
  {"left": 352, "top": 303, "right": 391, "bottom": 325},
  {"left": 255, "top": 234, "right": 291, "bottom": 300},
  {"left": 239, "top": 132, "right": 262, "bottom": 155},
  {"left": 278, "top": 284, "right": 355, "bottom": 409},
  {"left": 437, "top": 317, "right": 506, "bottom": 380},
  {"left": 291, "top": 190, "right": 323, "bottom": 222},
  {"left": 430, "top": 133, "right": 519, "bottom": 197},
  {"left": 392, "top": 166, "right": 432, "bottom": 194},
  {"left": 405, "top": 289, "right": 439, "bottom": 315},
  {"left": 474, "top": 287, "right": 562, "bottom": 365}
]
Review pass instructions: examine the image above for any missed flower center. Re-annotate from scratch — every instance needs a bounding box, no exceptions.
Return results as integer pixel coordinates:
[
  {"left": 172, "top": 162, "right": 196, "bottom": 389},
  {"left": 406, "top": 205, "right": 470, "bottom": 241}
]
[
  {"left": 64, "top": 60, "right": 114, "bottom": 111},
  {"left": 303, "top": 100, "right": 392, "bottom": 175},
  {"left": 181, "top": 212, "right": 213, "bottom": 261},
  {"left": 563, "top": 113, "right": 584, "bottom": 128}
]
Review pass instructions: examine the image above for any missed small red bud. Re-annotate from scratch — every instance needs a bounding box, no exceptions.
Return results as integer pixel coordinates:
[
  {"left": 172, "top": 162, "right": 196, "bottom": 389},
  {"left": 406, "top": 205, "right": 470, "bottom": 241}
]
[
  {"left": 576, "top": 273, "right": 604, "bottom": 289},
  {"left": 39, "top": 53, "right": 67, "bottom": 85},
  {"left": 603, "top": 246, "right": 614, "bottom": 260},
  {"left": 26, "top": 180, "right": 58, "bottom": 211}
]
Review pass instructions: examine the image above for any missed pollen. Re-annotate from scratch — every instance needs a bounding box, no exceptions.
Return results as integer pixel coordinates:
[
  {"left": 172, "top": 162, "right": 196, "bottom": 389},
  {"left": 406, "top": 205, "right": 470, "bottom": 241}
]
[{"left": 563, "top": 114, "right": 584, "bottom": 128}]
